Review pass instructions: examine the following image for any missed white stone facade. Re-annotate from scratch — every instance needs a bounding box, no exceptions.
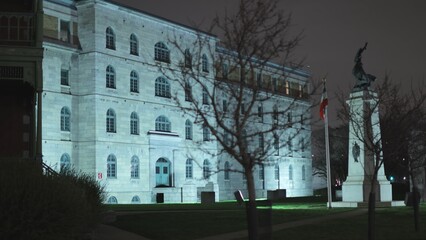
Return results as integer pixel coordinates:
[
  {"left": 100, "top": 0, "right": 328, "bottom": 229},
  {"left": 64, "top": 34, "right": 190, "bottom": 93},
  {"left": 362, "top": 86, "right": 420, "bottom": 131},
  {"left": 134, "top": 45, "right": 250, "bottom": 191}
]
[{"left": 40, "top": 0, "right": 312, "bottom": 203}]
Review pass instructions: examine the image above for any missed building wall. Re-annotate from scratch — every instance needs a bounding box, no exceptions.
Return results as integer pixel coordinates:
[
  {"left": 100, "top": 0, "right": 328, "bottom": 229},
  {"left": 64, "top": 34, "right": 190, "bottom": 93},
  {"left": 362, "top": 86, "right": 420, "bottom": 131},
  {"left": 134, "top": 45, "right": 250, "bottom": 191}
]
[{"left": 40, "top": 0, "right": 312, "bottom": 203}]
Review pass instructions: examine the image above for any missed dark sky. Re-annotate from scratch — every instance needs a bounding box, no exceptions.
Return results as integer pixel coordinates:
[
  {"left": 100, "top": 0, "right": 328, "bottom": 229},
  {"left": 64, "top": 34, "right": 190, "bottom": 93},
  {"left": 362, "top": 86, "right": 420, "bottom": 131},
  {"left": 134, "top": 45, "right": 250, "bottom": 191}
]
[{"left": 115, "top": 0, "right": 426, "bottom": 127}]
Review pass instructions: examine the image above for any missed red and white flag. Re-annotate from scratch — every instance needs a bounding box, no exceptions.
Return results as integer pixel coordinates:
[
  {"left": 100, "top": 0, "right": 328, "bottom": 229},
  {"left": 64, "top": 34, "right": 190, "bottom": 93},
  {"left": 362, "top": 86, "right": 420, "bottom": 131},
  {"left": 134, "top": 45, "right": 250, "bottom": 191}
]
[{"left": 319, "top": 80, "right": 328, "bottom": 121}]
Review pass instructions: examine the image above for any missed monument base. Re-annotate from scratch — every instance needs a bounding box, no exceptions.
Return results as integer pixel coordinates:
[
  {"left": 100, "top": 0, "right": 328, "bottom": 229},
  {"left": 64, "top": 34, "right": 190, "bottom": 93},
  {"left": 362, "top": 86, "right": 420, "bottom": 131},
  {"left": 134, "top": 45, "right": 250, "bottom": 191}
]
[{"left": 330, "top": 201, "right": 405, "bottom": 208}]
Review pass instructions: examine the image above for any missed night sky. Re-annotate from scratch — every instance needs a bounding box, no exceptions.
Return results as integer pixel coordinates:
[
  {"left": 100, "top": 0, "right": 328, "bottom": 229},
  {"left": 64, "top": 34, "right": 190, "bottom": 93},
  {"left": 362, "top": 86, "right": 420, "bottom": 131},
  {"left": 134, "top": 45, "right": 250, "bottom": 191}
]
[{"left": 114, "top": 0, "right": 426, "bottom": 127}]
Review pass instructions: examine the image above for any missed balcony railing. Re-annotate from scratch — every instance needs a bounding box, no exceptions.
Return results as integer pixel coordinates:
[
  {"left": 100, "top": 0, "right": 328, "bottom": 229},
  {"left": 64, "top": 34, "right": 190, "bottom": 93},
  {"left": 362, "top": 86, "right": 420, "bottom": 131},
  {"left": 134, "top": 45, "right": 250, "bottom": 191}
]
[{"left": 0, "top": 12, "right": 35, "bottom": 46}]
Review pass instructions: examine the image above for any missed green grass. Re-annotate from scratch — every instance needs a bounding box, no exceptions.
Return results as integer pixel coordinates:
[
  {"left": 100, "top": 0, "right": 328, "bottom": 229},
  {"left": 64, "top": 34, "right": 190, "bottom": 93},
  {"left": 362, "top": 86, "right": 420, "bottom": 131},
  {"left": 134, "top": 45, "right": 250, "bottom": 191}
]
[
  {"left": 107, "top": 197, "right": 352, "bottom": 240},
  {"left": 107, "top": 198, "right": 426, "bottom": 240},
  {"left": 270, "top": 206, "right": 426, "bottom": 240}
]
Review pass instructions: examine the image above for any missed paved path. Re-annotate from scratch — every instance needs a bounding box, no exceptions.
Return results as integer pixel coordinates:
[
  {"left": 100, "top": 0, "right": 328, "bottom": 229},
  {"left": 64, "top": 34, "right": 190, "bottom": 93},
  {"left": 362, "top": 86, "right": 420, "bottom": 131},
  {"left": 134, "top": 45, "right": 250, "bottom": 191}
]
[{"left": 93, "top": 208, "right": 367, "bottom": 240}]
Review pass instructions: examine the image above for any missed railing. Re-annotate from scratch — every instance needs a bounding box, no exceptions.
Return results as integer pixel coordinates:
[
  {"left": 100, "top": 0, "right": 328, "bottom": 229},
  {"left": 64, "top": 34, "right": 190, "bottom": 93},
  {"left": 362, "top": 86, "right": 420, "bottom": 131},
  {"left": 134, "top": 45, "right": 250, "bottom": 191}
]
[
  {"left": 42, "top": 161, "right": 59, "bottom": 176},
  {"left": 0, "top": 12, "right": 35, "bottom": 46}
]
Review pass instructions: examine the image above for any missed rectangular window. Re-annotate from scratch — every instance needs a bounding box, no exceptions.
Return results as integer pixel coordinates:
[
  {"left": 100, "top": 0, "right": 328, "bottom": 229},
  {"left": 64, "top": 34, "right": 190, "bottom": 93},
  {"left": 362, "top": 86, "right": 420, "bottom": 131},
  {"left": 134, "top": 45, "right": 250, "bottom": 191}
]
[
  {"left": 61, "top": 69, "right": 69, "bottom": 86},
  {"left": 60, "top": 20, "right": 70, "bottom": 43}
]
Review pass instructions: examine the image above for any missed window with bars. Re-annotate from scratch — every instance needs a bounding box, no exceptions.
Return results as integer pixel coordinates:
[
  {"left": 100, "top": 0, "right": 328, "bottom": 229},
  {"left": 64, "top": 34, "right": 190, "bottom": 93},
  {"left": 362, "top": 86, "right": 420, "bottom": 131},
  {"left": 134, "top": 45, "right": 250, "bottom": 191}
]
[
  {"left": 106, "top": 109, "right": 116, "bottom": 133},
  {"left": 106, "top": 27, "right": 115, "bottom": 50},
  {"left": 185, "top": 119, "right": 193, "bottom": 140},
  {"left": 274, "top": 134, "right": 280, "bottom": 156},
  {"left": 155, "top": 77, "right": 171, "bottom": 98},
  {"left": 259, "top": 164, "right": 265, "bottom": 180},
  {"left": 202, "top": 54, "right": 209, "bottom": 72},
  {"left": 106, "top": 65, "right": 115, "bottom": 89},
  {"left": 154, "top": 42, "right": 170, "bottom": 63},
  {"left": 186, "top": 159, "right": 193, "bottom": 179},
  {"left": 130, "top": 156, "right": 139, "bottom": 178},
  {"left": 185, "top": 80, "right": 192, "bottom": 102},
  {"left": 60, "top": 107, "right": 71, "bottom": 132},
  {"left": 130, "top": 112, "right": 139, "bottom": 135},
  {"left": 130, "top": 71, "right": 139, "bottom": 93},
  {"left": 184, "top": 49, "right": 192, "bottom": 68},
  {"left": 203, "top": 125, "right": 210, "bottom": 141},
  {"left": 203, "top": 159, "right": 210, "bottom": 179},
  {"left": 202, "top": 87, "right": 209, "bottom": 105},
  {"left": 155, "top": 115, "right": 171, "bottom": 132},
  {"left": 224, "top": 161, "right": 230, "bottom": 180},
  {"left": 130, "top": 34, "right": 138, "bottom": 55},
  {"left": 274, "top": 164, "right": 280, "bottom": 180},
  {"left": 61, "top": 69, "right": 69, "bottom": 86},
  {"left": 107, "top": 154, "right": 117, "bottom": 178}
]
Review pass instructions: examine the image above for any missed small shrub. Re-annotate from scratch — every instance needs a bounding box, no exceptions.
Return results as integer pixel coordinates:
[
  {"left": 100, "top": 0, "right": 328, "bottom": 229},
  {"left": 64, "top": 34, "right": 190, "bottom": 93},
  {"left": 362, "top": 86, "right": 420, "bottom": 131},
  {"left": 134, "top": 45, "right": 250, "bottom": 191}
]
[{"left": 0, "top": 159, "right": 105, "bottom": 240}]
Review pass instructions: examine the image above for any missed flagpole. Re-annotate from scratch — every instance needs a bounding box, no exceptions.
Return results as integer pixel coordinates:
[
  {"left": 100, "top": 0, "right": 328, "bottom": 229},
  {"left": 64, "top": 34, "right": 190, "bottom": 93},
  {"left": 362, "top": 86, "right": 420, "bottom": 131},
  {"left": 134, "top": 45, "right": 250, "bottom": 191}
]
[{"left": 325, "top": 102, "right": 332, "bottom": 208}]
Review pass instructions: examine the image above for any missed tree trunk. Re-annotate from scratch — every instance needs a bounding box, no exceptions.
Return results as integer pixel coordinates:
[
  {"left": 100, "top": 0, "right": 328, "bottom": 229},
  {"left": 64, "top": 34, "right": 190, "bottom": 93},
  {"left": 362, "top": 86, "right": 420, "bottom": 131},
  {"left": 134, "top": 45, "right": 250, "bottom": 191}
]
[
  {"left": 412, "top": 186, "right": 420, "bottom": 231},
  {"left": 367, "top": 191, "right": 375, "bottom": 240},
  {"left": 245, "top": 170, "right": 259, "bottom": 240},
  {"left": 367, "top": 176, "right": 376, "bottom": 240}
]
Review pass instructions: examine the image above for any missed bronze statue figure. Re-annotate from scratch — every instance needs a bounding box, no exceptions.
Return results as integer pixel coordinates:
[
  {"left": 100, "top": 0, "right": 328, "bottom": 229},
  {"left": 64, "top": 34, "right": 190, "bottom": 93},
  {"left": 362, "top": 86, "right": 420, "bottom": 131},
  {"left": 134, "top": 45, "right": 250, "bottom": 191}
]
[
  {"left": 352, "top": 142, "right": 360, "bottom": 162},
  {"left": 352, "top": 42, "right": 376, "bottom": 90}
]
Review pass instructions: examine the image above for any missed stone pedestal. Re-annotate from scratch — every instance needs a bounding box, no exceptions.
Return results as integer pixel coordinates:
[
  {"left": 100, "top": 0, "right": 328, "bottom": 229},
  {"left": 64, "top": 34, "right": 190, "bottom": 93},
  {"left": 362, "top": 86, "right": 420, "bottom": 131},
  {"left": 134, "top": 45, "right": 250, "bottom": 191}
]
[{"left": 342, "top": 90, "right": 392, "bottom": 203}]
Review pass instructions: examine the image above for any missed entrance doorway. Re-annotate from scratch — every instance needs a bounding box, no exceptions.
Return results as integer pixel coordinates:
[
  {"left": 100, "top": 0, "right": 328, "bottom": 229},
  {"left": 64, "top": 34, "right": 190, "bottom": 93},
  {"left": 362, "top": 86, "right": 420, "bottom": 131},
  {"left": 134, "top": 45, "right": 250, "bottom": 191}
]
[{"left": 155, "top": 158, "right": 170, "bottom": 187}]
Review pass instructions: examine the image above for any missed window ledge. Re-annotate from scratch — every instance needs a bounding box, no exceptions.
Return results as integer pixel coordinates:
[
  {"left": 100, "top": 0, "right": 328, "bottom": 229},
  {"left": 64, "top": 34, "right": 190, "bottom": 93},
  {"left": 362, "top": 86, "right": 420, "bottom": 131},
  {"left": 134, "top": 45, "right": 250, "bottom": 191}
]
[{"left": 148, "top": 130, "right": 179, "bottom": 137}]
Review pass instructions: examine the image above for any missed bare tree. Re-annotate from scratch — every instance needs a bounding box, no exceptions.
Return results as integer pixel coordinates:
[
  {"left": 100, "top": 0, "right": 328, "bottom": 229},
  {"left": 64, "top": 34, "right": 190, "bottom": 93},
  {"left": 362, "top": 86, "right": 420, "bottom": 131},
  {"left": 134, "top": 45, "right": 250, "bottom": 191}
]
[
  {"left": 155, "top": 0, "right": 313, "bottom": 239},
  {"left": 339, "top": 77, "right": 426, "bottom": 239},
  {"left": 312, "top": 125, "right": 348, "bottom": 191}
]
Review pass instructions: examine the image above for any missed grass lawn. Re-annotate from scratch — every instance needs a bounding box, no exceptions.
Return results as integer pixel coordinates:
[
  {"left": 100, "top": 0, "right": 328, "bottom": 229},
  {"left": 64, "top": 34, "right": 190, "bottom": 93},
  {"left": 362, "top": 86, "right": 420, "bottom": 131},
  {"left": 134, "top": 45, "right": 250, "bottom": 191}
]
[
  {"left": 106, "top": 197, "right": 352, "bottom": 240},
  {"left": 106, "top": 198, "right": 426, "bottom": 240},
  {"left": 269, "top": 206, "right": 426, "bottom": 240}
]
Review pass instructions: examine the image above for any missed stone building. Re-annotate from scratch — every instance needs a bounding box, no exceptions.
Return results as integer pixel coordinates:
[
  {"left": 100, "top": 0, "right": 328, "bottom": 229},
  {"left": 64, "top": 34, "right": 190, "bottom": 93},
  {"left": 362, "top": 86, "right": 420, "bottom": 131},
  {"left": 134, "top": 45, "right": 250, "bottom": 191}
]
[{"left": 7, "top": 0, "right": 313, "bottom": 203}]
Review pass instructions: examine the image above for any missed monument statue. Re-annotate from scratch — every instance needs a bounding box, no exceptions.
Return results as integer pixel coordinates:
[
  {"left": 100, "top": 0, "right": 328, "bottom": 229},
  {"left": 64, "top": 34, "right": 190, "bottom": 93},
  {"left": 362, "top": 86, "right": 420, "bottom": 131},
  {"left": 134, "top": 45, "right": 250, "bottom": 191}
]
[{"left": 352, "top": 42, "right": 376, "bottom": 90}]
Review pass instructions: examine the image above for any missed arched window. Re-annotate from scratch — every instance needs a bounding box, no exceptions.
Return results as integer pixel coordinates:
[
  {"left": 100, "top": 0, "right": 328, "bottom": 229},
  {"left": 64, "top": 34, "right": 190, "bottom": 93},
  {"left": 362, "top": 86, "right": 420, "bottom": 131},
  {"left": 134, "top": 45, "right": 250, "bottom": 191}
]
[
  {"left": 201, "top": 54, "right": 209, "bottom": 72},
  {"left": 106, "top": 65, "right": 115, "bottom": 88},
  {"left": 131, "top": 196, "right": 140, "bottom": 204},
  {"left": 130, "top": 34, "right": 138, "bottom": 55},
  {"left": 185, "top": 119, "right": 192, "bottom": 140},
  {"left": 203, "top": 159, "right": 210, "bottom": 179},
  {"left": 106, "top": 27, "right": 115, "bottom": 50},
  {"left": 155, "top": 77, "right": 171, "bottom": 98},
  {"left": 202, "top": 87, "right": 209, "bottom": 105},
  {"left": 274, "top": 133, "right": 280, "bottom": 156},
  {"left": 184, "top": 49, "right": 192, "bottom": 68},
  {"left": 184, "top": 80, "right": 192, "bottom": 102},
  {"left": 130, "top": 156, "right": 139, "bottom": 179},
  {"left": 224, "top": 161, "right": 230, "bottom": 180},
  {"left": 222, "top": 63, "right": 228, "bottom": 79},
  {"left": 185, "top": 159, "right": 193, "bottom": 179},
  {"left": 273, "top": 105, "right": 278, "bottom": 122},
  {"left": 107, "top": 154, "right": 117, "bottom": 178},
  {"left": 130, "top": 112, "right": 139, "bottom": 135},
  {"left": 258, "top": 104, "right": 263, "bottom": 122},
  {"left": 106, "top": 109, "right": 116, "bottom": 133},
  {"left": 302, "top": 165, "right": 306, "bottom": 180},
  {"left": 130, "top": 70, "right": 139, "bottom": 93},
  {"left": 203, "top": 125, "right": 210, "bottom": 141},
  {"left": 259, "top": 164, "right": 265, "bottom": 180},
  {"left": 107, "top": 196, "right": 118, "bottom": 204},
  {"left": 258, "top": 133, "right": 264, "bottom": 153},
  {"left": 289, "top": 165, "right": 293, "bottom": 180},
  {"left": 60, "top": 107, "right": 71, "bottom": 131},
  {"left": 155, "top": 115, "right": 171, "bottom": 132},
  {"left": 154, "top": 42, "right": 170, "bottom": 63},
  {"left": 60, "top": 153, "right": 71, "bottom": 172},
  {"left": 274, "top": 164, "right": 280, "bottom": 180}
]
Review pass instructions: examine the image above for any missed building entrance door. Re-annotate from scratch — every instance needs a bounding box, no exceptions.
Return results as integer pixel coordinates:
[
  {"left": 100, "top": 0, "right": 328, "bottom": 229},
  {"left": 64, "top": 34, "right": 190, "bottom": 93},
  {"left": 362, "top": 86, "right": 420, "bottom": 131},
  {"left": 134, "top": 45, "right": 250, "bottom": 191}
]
[{"left": 155, "top": 158, "right": 170, "bottom": 187}]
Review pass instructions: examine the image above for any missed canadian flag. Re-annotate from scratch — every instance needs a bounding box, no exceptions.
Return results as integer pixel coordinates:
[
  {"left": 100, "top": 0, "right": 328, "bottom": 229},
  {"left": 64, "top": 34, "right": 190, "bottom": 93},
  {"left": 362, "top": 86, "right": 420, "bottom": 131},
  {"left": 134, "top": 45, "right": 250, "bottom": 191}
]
[{"left": 319, "top": 80, "right": 328, "bottom": 121}]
